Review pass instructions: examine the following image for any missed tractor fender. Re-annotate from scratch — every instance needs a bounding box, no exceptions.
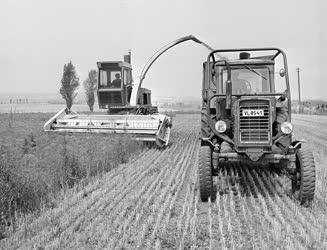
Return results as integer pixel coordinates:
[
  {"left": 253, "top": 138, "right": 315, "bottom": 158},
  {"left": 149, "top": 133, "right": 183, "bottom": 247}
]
[
  {"left": 290, "top": 139, "right": 306, "bottom": 149},
  {"left": 204, "top": 113, "right": 234, "bottom": 145}
]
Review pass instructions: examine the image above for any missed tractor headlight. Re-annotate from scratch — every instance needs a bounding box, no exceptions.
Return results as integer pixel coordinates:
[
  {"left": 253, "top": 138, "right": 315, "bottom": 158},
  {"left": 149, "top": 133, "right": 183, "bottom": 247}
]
[
  {"left": 281, "top": 122, "right": 293, "bottom": 134},
  {"left": 215, "top": 120, "right": 227, "bottom": 133}
]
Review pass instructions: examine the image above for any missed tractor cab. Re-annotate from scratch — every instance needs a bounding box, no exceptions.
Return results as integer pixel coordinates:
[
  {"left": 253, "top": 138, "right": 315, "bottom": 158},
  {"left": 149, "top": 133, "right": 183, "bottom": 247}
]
[{"left": 214, "top": 58, "right": 275, "bottom": 95}]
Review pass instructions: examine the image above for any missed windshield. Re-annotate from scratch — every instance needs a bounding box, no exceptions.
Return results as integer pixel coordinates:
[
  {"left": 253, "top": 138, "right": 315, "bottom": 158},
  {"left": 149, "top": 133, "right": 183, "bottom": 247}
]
[
  {"left": 221, "top": 67, "right": 271, "bottom": 94},
  {"left": 99, "top": 69, "right": 122, "bottom": 89}
]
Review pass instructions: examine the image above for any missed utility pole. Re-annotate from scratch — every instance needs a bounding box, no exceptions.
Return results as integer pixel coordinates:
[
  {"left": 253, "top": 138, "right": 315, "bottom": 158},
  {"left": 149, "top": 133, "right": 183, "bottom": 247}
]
[{"left": 296, "top": 68, "right": 302, "bottom": 112}]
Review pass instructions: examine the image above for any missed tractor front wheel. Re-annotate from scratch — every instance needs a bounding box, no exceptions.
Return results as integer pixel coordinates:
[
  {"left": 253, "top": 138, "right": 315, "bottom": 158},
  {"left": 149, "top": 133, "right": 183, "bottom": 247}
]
[
  {"left": 198, "top": 146, "right": 214, "bottom": 202},
  {"left": 292, "top": 146, "right": 316, "bottom": 205}
]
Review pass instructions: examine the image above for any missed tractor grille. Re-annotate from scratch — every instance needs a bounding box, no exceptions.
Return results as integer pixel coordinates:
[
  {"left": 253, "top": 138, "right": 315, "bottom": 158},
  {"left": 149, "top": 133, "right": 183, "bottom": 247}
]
[{"left": 238, "top": 100, "right": 270, "bottom": 143}]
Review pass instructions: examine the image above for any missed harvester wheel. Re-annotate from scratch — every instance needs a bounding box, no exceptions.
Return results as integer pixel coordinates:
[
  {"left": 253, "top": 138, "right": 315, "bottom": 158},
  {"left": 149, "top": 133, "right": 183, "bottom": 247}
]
[
  {"left": 292, "top": 146, "right": 316, "bottom": 205},
  {"left": 198, "top": 146, "right": 214, "bottom": 202}
]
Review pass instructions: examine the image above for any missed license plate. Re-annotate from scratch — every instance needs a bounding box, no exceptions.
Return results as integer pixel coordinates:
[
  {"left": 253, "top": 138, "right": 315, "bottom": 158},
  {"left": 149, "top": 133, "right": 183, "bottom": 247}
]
[{"left": 242, "top": 109, "right": 264, "bottom": 117}]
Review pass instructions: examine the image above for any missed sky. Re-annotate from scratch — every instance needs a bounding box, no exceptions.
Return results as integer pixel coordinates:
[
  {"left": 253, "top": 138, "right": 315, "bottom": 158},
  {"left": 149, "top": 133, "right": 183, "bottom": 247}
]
[{"left": 0, "top": 0, "right": 326, "bottom": 100}]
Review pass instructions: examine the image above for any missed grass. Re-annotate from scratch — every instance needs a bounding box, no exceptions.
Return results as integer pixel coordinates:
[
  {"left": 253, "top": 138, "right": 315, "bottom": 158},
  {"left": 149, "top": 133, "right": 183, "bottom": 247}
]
[
  {"left": 0, "top": 111, "right": 143, "bottom": 239},
  {"left": 1, "top": 113, "right": 327, "bottom": 249}
]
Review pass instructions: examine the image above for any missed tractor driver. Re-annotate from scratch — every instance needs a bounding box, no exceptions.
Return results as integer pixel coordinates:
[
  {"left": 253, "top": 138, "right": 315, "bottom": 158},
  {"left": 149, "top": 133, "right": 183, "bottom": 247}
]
[
  {"left": 111, "top": 73, "right": 122, "bottom": 88},
  {"left": 231, "top": 71, "right": 251, "bottom": 94}
]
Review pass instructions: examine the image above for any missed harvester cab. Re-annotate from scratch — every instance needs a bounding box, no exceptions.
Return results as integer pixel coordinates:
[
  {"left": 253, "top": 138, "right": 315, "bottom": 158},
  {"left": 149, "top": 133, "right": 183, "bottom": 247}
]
[
  {"left": 97, "top": 56, "right": 157, "bottom": 115},
  {"left": 97, "top": 59, "right": 134, "bottom": 110},
  {"left": 199, "top": 48, "right": 316, "bottom": 205},
  {"left": 44, "top": 35, "right": 214, "bottom": 148}
]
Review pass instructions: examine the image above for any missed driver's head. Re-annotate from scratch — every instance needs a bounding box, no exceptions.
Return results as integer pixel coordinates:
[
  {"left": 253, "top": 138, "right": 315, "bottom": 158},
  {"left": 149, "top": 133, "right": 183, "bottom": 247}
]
[{"left": 115, "top": 73, "right": 120, "bottom": 79}]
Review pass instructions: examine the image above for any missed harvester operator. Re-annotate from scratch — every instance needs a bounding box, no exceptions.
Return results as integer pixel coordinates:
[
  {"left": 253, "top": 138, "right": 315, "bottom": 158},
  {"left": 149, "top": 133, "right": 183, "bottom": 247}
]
[{"left": 111, "top": 73, "right": 122, "bottom": 88}]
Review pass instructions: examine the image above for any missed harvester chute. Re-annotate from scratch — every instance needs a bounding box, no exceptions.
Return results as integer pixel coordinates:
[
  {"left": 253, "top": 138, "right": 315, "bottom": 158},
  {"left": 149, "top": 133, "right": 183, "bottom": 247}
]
[{"left": 44, "top": 35, "right": 213, "bottom": 147}]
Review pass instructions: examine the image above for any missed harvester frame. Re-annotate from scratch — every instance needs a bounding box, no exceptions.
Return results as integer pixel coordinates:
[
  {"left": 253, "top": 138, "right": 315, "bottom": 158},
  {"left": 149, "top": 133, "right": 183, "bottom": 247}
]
[{"left": 44, "top": 35, "right": 213, "bottom": 148}]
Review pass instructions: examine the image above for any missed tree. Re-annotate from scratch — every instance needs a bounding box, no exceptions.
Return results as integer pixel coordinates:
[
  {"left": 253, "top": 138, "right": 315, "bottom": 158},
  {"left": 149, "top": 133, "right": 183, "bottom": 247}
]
[
  {"left": 83, "top": 70, "right": 97, "bottom": 112},
  {"left": 60, "top": 61, "right": 79, "bottom": 111}
]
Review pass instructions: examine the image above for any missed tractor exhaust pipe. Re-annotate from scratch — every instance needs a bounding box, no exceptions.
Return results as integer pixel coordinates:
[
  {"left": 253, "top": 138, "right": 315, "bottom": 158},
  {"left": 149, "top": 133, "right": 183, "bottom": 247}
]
[{"left": 225, "top": 61, "right": 232, "bottom": 113}]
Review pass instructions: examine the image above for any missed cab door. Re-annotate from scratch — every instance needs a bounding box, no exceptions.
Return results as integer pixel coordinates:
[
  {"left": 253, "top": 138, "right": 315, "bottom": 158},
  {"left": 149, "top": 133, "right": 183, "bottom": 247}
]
[
  {"left": 123, "top": 67, "right": 133, "bottom": 105},
  {"left": 98, "top": 67, "right": 124, "bottom": 108}
]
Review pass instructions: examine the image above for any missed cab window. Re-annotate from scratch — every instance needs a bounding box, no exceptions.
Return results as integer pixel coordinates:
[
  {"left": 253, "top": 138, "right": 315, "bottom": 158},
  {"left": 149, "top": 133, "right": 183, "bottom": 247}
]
[
  {"left": 124, "top": 69, "right": 132, "bottom": 85},
  {"left": 220, "top": 67, "right": 271, "bottom": 94},
  {"left": 99, "top": 69, "right": 122, "bottom": 88}
]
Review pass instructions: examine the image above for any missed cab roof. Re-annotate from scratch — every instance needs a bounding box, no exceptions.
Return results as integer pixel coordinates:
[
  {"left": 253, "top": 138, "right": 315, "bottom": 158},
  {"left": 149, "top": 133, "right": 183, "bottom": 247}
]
[
  {"left": 215, "top": 58, "right": 274, "bottom": 66},
  {"left": 97, "top": 61, "right": 132, "bottom": 69}
]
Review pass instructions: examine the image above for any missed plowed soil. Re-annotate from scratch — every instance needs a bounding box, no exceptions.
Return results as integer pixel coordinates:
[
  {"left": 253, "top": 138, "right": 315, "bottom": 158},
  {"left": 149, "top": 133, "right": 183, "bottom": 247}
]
[{"left": 1, "top": 114, "right": 327, "bottom": 249}]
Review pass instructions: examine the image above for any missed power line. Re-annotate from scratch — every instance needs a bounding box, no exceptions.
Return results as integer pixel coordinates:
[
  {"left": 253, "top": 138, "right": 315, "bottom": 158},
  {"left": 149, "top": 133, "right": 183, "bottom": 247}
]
[{"left": 296, "top": 67, "right": 302, "bottom": 112}]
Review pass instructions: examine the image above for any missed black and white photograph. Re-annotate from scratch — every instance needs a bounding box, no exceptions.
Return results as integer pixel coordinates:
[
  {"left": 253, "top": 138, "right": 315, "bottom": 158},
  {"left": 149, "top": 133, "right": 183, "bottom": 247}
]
[{"left": 0, "top": 0, "right": 326, "bottom": 249}]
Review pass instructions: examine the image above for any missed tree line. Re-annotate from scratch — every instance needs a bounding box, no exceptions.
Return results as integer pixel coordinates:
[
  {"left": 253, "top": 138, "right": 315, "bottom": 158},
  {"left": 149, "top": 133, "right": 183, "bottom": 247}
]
[
  {"left": 8, "top": 99, "right": 29, "bottom": 104},
  {"left": 60, "top": 61, "right": 97, "bottom": 112}
]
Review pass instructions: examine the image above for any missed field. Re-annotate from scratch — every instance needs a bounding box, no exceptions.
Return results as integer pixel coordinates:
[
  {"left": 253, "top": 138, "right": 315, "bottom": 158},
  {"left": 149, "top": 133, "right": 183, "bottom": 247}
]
[
  {"left": 0, "top": 112, "right": 143, "bottom": 241},
  {"left": 1, "top": 113, "right": 327, "bottom": 249}
]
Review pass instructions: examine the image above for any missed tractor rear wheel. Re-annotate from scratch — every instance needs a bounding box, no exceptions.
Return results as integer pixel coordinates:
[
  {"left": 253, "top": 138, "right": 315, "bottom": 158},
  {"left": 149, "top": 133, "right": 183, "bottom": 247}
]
[
  {"left": 292, "top": 146, "right": 316, "bottom": 205},
  {"left": 198, "top": 146, "right": 214, "bottom": 202}
]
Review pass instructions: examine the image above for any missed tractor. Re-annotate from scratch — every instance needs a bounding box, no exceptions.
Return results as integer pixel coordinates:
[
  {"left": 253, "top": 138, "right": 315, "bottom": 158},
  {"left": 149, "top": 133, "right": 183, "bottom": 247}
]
[{"left": 199, "top": 48, "right": 316, "bottom": 205}]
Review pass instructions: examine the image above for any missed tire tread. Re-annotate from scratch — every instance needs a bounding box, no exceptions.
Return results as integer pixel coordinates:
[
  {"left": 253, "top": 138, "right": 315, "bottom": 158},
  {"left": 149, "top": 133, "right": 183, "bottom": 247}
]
[
  {"left": 198, "top": 146, "right": 213, "bottom": 202},
  {"left": 297, "top": 146, "right": 316, "bottom": 204}
]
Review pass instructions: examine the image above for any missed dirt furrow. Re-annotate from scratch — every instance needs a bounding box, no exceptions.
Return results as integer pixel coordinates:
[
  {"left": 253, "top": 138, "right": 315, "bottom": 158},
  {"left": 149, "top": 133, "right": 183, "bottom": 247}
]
[
  {"left": 5, "top": 148, "right": 153, "bottom": 246},
  {"left": 242, "top": 166, "right": 272, "bottom": 247},
  {"left": 70, "top": 140, "right": 189, "bottom": 248},
  {"left": 61, "top": 124, "right": 192, "bottom": 248},
  {"left": 151, "top": 141, "right": 199, "bottom": 249},
  {"left": 135, "top": 134, "right": 197, "bottom": 248},
  {"left": 56, "top": 149, "right": 172, "bottom": 248},
  {"left": 250, "top": 167, "right": 303, "bottom": 248},
  {"left": 265, "top": 172, "right": 325, "bottom": 248},
  {"left": 86, "top": 125, "right": 197, "bottom": 249},
  {"left": 233, "top": 173, "right": 255, "bottom": 248},
  {"left": 110, "top": 150, "right": 190, "bottom": 248},
  {"left": 13, "top": 147, "right": 166, "bottom": 248},
  {"left": 236, "top": 166, "right": 265, "bottom": 249},
  {"left": 76, "top": 143, "right": 186, "bottom": 247},
  {"left": 177, "top": 160, "right": 198, "bottom": 249},
  {"left": 189, "top": 186, "right": 199, "bottom": 250},
  {"left": 194, "top": 202, "right": 210, "bottom": 249},
  {"left": 212, "top": 191, "right": 226, "bottom": 249}
]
